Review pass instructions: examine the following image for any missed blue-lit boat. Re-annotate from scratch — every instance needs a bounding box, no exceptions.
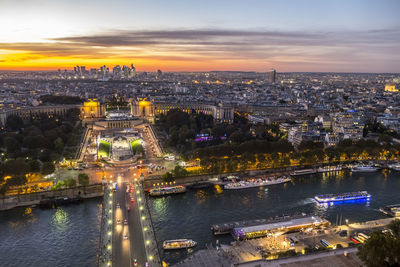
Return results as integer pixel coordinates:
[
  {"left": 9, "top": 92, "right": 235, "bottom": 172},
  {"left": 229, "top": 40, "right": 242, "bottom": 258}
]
[{"left": 314, "top": 191, "right": 371, "bottom": 203}]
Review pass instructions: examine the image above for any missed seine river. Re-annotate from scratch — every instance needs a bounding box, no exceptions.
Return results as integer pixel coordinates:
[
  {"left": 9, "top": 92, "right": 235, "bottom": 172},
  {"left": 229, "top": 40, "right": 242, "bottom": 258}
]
[
  {"left": 0, "top": 171, "right": 399, "bottom": 266},
  {"left": 148, "top": 170, "right": 400, "bottom": 264},
  {"left": 0, "top": 198, "right": 102, "bottom": 267}
]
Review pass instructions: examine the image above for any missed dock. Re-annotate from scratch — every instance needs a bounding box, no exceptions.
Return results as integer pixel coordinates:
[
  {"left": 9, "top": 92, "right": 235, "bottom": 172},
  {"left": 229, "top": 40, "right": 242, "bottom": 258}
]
[{"left": 380, "top": 204, "right": 400, "bottom": 217}]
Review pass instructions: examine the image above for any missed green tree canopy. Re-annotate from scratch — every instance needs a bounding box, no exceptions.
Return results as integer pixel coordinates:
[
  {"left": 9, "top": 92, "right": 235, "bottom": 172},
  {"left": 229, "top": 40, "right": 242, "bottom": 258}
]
[
  {"left": 41, "top": 161, "right": 55, "bottom": 175},
  {"left": 4, "top": 136, "right": 21, "bottom": 154},
  {"left": 6, "top": 115, "right": 24, "bottom": 131},
  {"left": 357, "top": 219, "right": 400, "bottom": 267},
  {"left": 78, "top": 173, "right": 89, "bottom": 186},
  {"left": 29, "top": 160, "right": 41, "bottom": 173}
]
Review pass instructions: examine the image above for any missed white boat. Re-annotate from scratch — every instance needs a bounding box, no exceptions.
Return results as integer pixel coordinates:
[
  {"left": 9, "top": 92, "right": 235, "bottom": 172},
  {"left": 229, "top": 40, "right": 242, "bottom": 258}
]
[
  {"left": 388, "top": 163, "right": 400, "bottom": 171},
  {"left": 224, "top": 177, "right": 291, "bottom": 190},
  {"left": 290, "top": 169, "right": 316, "bottom": 176},
  {"left": 163, "top": 239, "right": 197, "bottom": 250},
  {"left": 317, "top": 165, "right": 342, "bottom": 173},
  {"left": 351, "top": 165, "right": 379, "bottom": 172}
]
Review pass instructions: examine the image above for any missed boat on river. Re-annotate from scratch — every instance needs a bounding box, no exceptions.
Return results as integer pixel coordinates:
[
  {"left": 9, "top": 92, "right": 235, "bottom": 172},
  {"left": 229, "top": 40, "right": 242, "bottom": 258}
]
[
  {"left": 388, "top": 163, "right": 400, "bottom": 171},
  {"left": 163, "top": 239, "right": 197, "bottom": 250},
  {"left": 290, "top": 169, "right": 316, "bottom": 176},
  {"left": 314, "top": 191, "right": 371, "bottom": 203},
  {"left": 148, "top": 185, "right": 186, "bottom": 196},
  {"left": 317, "top": 165, "right": 343, "bottom": 173},
  {"left": 224, "top": 176, "right": 291, "bottom": 190}
]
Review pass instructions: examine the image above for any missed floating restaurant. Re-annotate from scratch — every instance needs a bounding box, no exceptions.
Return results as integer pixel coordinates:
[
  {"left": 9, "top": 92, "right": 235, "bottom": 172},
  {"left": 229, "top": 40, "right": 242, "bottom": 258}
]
[{"left": 232, "top": 216, "right": 329, "bottom": 240}]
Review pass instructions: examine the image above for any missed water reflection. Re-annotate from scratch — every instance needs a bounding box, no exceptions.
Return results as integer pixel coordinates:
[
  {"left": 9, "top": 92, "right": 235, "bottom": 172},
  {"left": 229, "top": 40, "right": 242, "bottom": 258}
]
[
  {"left": 213, "top": 185, "right": 223, "bottom": 194},
  {"left": 23, "top": 207, "right": 32, "bottom": 217},
  {"left": 52, "top": 208, "right": 70, "bottom": 233},
  {"left": 195, "top": 190, "right": 207, "bottom": 204},
  {"left": 257, "top": 188, "right": 266, "bottom": 200},
  {"left": 152, "top": 197, "right": 167, "bottom": 220}
]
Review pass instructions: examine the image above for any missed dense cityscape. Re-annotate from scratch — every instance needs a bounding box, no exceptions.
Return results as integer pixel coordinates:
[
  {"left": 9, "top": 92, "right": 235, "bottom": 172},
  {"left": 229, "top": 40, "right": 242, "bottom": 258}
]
[{"left": 1, "top": 1, "right": 400, "bottom": 267}]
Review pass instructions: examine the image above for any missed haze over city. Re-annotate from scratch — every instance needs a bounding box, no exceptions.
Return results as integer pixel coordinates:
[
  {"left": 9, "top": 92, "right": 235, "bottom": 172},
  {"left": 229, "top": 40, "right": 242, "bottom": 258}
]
[{"left": 1, "top": 0, "right": 400, "bottom": 72}]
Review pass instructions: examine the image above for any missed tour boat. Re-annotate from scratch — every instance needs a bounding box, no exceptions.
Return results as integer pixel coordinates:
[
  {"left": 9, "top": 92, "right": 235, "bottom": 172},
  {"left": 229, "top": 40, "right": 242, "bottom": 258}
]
[
  {"left": 350, "top": 165, "right": 379, "bottom": 172},
  {"left": 290, "top": 169, "right": 316, "bottom": 176},
  {"left": 224, "top": 176, "right": 291, "bottom": 190},
  {"left": 163, "top": 239, "right": 197, "bottom": 250},
  {"left": 148, "top": 185, "right": 186, "bottom": 196},
  {"left": 314, "top": 191, "right": 371, "bottom": 203},
  {"left": 388, "top": 163, "right": 400, "bottom": 171},
  {"left": 317, "top": 165, "right": 342, "bottom": 173}
]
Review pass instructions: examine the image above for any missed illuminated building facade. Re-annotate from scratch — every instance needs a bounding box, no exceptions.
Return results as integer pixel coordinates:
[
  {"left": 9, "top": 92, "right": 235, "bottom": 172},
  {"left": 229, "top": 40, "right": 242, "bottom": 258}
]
[
  {"left": 0, "top": 104, "right": 80, "bottom": 127},
  {"left": 80, "top": 99, "right": 105, "bottom": 119},
  {"left": 131, "top": 98, "right": 234, "bottom": 123},
  {"left": 385, "top": 84, "right": 398, "bottom": 92}
]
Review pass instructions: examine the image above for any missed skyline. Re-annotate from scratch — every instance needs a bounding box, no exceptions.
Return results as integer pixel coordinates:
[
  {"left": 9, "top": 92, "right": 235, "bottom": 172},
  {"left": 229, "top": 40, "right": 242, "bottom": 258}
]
[{"left": 1, "top": 0, "right": 400, "bottom": 72}]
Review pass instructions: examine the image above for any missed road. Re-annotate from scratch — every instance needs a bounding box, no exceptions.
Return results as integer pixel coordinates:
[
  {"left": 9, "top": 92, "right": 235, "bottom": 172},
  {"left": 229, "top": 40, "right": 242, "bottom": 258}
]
[{"left": 113, "top": 179, "right": 148, "bottom": 267}]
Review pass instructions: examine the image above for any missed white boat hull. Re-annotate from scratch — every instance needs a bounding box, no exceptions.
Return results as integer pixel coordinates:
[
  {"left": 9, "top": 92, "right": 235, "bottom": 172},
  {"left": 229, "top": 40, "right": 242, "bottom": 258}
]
[{"left": 224, "top": 179, "right": 291, "bottom": 190}]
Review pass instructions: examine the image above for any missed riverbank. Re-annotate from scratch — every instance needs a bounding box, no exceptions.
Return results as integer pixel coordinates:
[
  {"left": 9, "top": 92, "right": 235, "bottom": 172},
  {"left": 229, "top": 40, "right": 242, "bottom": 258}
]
[
  {"left": 144, "top": 159, "right": 396, "bottom": 189},
  {"left": 0, "top": 183, "right": 104, "bottom": 211}
]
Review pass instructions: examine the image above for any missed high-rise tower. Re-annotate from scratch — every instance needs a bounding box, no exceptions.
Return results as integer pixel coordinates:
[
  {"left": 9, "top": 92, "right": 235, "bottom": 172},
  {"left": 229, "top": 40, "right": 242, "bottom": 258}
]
[{"left": 269, "top": 69, "right": 276, "bottom": 83}]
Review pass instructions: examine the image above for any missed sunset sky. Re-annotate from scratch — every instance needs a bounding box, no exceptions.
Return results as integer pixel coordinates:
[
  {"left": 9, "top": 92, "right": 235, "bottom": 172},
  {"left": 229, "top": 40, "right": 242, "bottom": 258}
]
[{"left": 1, "top": 0, "right": 399, "bottom": 72}]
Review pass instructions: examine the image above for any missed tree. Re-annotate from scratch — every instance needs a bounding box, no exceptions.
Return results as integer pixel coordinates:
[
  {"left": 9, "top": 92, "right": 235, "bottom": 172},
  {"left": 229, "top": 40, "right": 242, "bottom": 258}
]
[
  {"left": 5, "top": 158, "right": 30, "bottom": 176},
  {"left": 0, "top": 184, "right": 8, "bottom": 196},
  {"left": 65, "top": 178, "right": 77, "bottom": 188},
  {"left": 41, "top": 162, "right": 55, "bottom": 175},
  {"left": 54, "top": 137, "right": 64, "bottom": 154},
  {"left": 78, "top": 173, "right": 90, "bottom": 186},
  {"left": 357, "top": 219, "right": 400, "bottom": 267},
  {"left": 6, "top": 115, "right": 24, "bottom": 131},
  {"left": 4, "top": 136, "right": 20, "bottom": 154},
  {"left": 162, "top": 172, "right": 174, "bottom": 182},
  {"left": 29, "top": 160, "right": 41, "bottom": 173}
]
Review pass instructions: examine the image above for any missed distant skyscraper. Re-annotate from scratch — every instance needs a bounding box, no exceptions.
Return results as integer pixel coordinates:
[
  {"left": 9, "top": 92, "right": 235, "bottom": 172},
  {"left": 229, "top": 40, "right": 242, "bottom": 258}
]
[{"left": 269, "top": 69, "right": 276, "bottom": 83}]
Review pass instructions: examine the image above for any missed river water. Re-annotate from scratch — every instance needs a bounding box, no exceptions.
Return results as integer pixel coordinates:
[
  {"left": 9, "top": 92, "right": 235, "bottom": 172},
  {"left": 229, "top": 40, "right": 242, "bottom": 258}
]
[
  {"left": 0, "top": 198, "right": 102, "bottom": 267},
  {"left": 0, "top": 171, "right": 399, "bottom": 266},
  {"left": 147, "top": 170, "right": 400, "bottom": 264}
]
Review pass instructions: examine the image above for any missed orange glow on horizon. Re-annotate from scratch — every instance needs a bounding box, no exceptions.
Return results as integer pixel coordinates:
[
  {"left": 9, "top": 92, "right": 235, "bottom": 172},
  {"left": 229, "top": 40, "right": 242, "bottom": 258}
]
[{"left": 0, "top": 49, "right": 277, "bottom": 72}]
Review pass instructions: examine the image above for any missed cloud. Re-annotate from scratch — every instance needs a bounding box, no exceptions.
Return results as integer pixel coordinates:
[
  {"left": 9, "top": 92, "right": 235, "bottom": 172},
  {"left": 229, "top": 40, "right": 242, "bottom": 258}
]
[{"left": 0, "top": 28, "right": 399, "bottom": 71}]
